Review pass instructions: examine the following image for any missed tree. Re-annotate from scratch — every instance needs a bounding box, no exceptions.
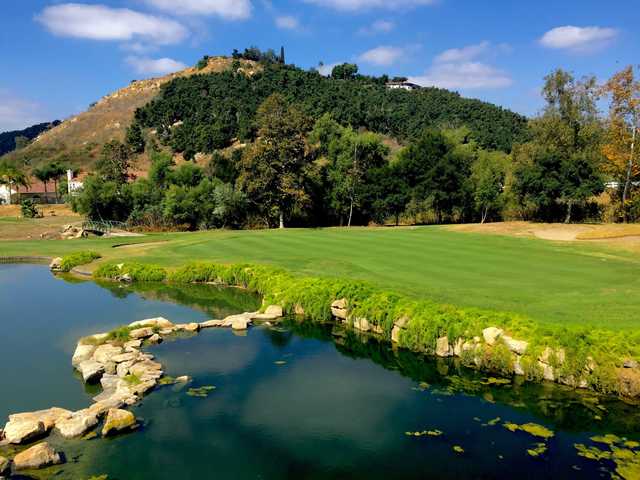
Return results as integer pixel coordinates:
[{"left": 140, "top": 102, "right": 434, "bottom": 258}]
[
  {"left": 0, "top": 162, "right": 30, "bottom": 205},
  {"left": 510, "top": 69, "right": 604, "bottom": 222},
  {"left": 331, "top": 63, "right": 358, "bottom": 80},
  {"left": 471, "top": 150, "right": 508, "bottom": 223},
  {"left": 237, "top": 94, "right": 312, "bottom": 228},
  {"left": 96, "top": 141, "right": 130, "bottom": 185},
  {"left": 126, "top": 122, "right": 145, "bottom": 154},
  {"left": 33, "top": 165, "right": 52, "bottom": 202},
  {"left": 328, "top": 130, "right": 389, "bottom": 226},
  {"left": 47, "top": 162, "right": 67, "bottom": 203},
  {"left": 602, "top": 66, "right": 640, "bottom": 222}
]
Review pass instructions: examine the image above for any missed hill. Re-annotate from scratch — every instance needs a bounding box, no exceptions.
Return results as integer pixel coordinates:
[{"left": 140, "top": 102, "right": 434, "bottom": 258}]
[
  {"left": 2, "top": 55, "right": 528, "bottom": 173},
  {"left": 2, "top": 57, "right": 261, "bottom": 170},
  {"left": 0, "top": 120, "right": 60, "bottom": 156}
]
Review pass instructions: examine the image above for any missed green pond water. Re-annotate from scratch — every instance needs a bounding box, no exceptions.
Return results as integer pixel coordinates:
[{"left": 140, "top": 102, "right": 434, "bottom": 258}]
[{"left": 1, "top": 264, "right": 639, "bottom": 479}]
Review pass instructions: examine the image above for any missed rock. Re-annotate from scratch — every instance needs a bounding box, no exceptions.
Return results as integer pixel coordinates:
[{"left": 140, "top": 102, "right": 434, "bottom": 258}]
[
  {"left": 148, "top": 334, "right": 163, "bottom": 344},
  {"left": 294, "top": 304, "right": 305, "bottom": 315},
  {"left": 129, "top": 359, "right": 163, "bottom": 379},
  {"left": 221, "top": 313, "right": 252, "bottom": 328},
  {"left": 391, "top": 325, "right": 401, "bottom": 343},
  {"left": 124, "top": 339, "right": 142, "bottom": 351},
  {"left": 330, "top": 299, "right": 348, "bottom": 320},
  {"left": 482, "top": 327, "right": 504, "bottom": 346},
  {"left": 111, "top": 352, "right": 139, "bottom": 364},
  {"left": 394, "top": 316, "right": 410, "bottom": 329},
  {"left": 538, "top": 361, "right": 555, "bottom": 382},
  {"left": 624, "top": 359, "right": 639, "bottom": 369},
  {"left": 78, "top": 360, "right": 105, "bottom": 383},
  {"left": 175, "top": 376, "right": 191, "bottom": 383},
  {"left": 2, "top": 419, "right": 45, "bottom": 444},
  {"left": 54, "top": 410, "right": 98, "bottom": 438},
  {"left": 453, "top": 338, "right": 464, "bottom": 357},
  {"left": 617, "top": 368, "right": 640, "bottom": 398},
  {"left": 129, "top": 317, "right": 174, "bottom": 329},
  {"left": 129, "top": 327, "right": 155, "bottom": 339},
  {"left": 72, "top": 344, "right": 97, "bottom": 367},
  {"left": 0, "top": 456, "right": 9, "bottom": 476},
  {"left": 13, "top": 442, "right": 63, "bottom": 470},
  {"left": 116, "top": 361, "right": 134, "bottom": 378},
  {"left": 49, "top": 257, "right": 63, "bottom": 272},
  {"left": 176, "top": 323, "right": 200, "bottom": 333},
  {"left": 266, "top": 305, "right": 283, "bottom": 317},
  {"left": 159, "top": 328, "right": 176, "bottom": 335},
  {"left": 371, "top": 324, "right": 384, "bottom": 335},
  {"left": 513, "top": 356, "right": 525, "bottom": 376},
  {"left": 502, "top": 335, "right": 528, "bottom": 355},
  {"left": 102, "top": 409, "right": 137, "bottom": 436},
  {"left": 8, "top": 408, "right": 72, "bottom": 432},
  {"left": 436, "top": 336, "right": 452, "bottom": 357},
  {"left": 93, "top": 344, "right": 124, "bottom": 364},
  {"left": 353, "top": 317, "right": 371, "bottom": 332},
  {"left": 231, "top": 318, "right": 249, "bottom": 331},
  {"left": 118, "top": 273, "right": 132, "bottom": 283},
  {"left": 200, "top": 319, "right": 224, "bottom": 328},
  {"left": 539, "top": 347, "right": 566, "bottom": 366},
  {"left": 79, "top": 332, "right": 109, "bottom": 345}
]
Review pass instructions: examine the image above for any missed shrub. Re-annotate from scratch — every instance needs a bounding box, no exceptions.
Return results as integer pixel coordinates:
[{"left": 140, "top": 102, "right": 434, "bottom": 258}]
[
  {"left": 59, "top": 251, "right": 101, "bottom": 272},
  {"left": 94, "top": 262, "right": 167, "bottom": 282},
  {"left": 20, "top": 199, "right": 40, "bottom": 218}
]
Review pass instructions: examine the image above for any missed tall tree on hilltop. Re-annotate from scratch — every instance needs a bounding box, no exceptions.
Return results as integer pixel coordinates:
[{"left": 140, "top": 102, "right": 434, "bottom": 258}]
[
  {"left": 601, "top": 66, "right": 640, "bottom": 222},
  {"left": 237, "top": 94, "right": 312, "bottom": 228}
]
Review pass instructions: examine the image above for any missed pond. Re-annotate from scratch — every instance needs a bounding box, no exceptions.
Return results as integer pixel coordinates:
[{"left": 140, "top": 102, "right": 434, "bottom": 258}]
[{"left": 1, "top": 264, "right": 639, "bottom": 479}]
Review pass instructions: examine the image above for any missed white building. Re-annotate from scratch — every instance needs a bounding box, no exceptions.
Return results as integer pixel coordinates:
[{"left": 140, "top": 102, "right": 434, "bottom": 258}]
[
  {"left": 67, "top": 169, "right": 83, "bottom": 195},
  {"left": 386, "top": 81, "right": 421, "bottom": 91},
  {"left": 0, "top": 185, "right": 11, "bottom": 205}
]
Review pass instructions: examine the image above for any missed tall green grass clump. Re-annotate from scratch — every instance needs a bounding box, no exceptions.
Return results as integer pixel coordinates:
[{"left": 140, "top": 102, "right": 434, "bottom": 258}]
[
  {"left": 94, "top": 262, "right": 167, "bottom": 282},
  {"left": 59, "top": 251, "right": 101, "bottom": 272}
]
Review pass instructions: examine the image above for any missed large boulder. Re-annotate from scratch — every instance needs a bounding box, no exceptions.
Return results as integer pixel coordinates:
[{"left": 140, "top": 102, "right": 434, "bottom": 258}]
[
  {"left": 54, "top": 409, "right": 98, "bottom": 439},
  {"left": 2, "top": 420, "right": 44, "bottom": 445},
  {"left": 330, "top": 299, "right": 348, "bottom": 320},
  {"left": 502, "top": 335, "right": 528, "bottom": 355},
  {"left": 253, "top": 305, "right": 284, "bottom": 321},
  {"left": 221, "top": 313, "right": 252, "bottom": 330},
  {"left": 436, "top": 336, "right": 453, "bottom": 357},
  {"left": 102, "top": 409, "right": 137, "bottom": 436},
  {"left": 8, "top": 408, "right": 71, "bottom": 432},
  {"left": 482, "top": 327, "right": 504, "bottom": 346},
  {"left": 128, "top": 317, "right": 174, "bottom": 330},
  {"left": 129, "top": 327, "right": 155, "bottom": 339},
  {"left": 93, "top": 344, "right": 124, "bottom": 364},
  {"left": 391, "top": 325, "right": 401, "bottom": 343},
  {"left": 72, "top": 344, "right": 97, "bottom": 367},
  {"left": 49, "top": 257, "right": 63, "bottom": 272},
  {"left": 199, "top": 319, "right": 224, "bottom": 329},
  {"left": 176, "top": 323, "right": 200, "bottom": 333},
  {"left": 78, "top": 360, "right": 105, "bottom": 383},
  {"left": 13, "top": 442, "right": 63, "bottom": 470}
]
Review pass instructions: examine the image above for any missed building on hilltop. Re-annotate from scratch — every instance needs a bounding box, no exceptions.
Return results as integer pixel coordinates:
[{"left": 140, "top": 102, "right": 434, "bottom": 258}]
[{"left": 386, "top": 81, "right": 421, "bottom": 91}]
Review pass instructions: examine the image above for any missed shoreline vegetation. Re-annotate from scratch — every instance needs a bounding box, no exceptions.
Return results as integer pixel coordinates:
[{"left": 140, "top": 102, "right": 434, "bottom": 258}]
[{"left": 46, "top": 252, "right": 640, "bottom": 400}]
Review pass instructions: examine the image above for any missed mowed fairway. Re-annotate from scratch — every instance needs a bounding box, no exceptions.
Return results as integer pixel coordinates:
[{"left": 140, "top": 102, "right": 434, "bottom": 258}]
[{"left": 1, "top": 226, "right": 639, "bottom": 330}]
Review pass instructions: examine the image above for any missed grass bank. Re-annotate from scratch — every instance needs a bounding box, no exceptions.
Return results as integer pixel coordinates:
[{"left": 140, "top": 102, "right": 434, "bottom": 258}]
[{"left": 1, "top": 226, "right": 638, "bottom": 331}]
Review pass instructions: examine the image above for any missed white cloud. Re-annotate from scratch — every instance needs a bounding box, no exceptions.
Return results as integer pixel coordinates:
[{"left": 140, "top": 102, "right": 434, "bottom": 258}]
[
  {"left": 0, "top": 90, "right": 48, "bottom": 132},
  {"left": 358, "top": 46, "right": 405, "bottom": 66},
  {"left": 410, "top": 62, "right": 512, "bottom": 89},
  {"left": 317, "top": 62, "right": 340, "bottom": 76},
  {"left": 540, "top": 26, "right": 618, "bottom": 53},
  {"left": 36, "top": 3, "right": 187, "bottom": 45},
  {"left": 303, "top": 0, "right": 435, "bottom": 11},
  {"left": 358, "top": 19, "right": 395, "bottom": 35},
  {"left": 435, "top": 41, "right": 490, "bottom": 63},
  {"left": 125, "top": 56, "right": 187, "bottom": 76},
  {"left": 144, "top": 0, "right": 252, "bottom": 20},
  {"left": 410, "top": 41, "right": 512, "bottom": 90},
  {"left": 275, "top": 15, "right": 300, "bottom": 30}
]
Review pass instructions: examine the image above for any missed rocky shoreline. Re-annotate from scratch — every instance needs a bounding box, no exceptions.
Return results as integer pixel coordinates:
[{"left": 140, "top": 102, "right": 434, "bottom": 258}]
[{"left": 0, "top": 306, "right": 285, "bottom": 477}]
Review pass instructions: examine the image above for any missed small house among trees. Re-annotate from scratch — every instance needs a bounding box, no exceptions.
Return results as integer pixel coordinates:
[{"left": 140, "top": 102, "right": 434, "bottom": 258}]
[{"left": 386, "top": 81, "right": 421, "bottom": 91}]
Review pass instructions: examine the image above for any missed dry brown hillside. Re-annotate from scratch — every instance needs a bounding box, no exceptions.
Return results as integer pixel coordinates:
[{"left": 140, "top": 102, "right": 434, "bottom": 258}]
[{"left": 4, "top": 57, "right": 260, "bottom": 172}]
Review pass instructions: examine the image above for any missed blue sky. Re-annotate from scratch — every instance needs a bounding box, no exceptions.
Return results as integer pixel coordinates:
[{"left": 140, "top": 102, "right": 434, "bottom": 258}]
[{"left": 1, "top": 0, "right": 638, "bottom": 131}]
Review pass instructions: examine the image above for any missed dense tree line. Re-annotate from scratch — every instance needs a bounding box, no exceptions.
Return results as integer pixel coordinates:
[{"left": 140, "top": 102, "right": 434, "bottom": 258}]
[
  {"left": 57, "top": 60, "right": 640, "bottom": 227},
  {"left": 131, "top": 60, "right": 528, "bottom": 155}
]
